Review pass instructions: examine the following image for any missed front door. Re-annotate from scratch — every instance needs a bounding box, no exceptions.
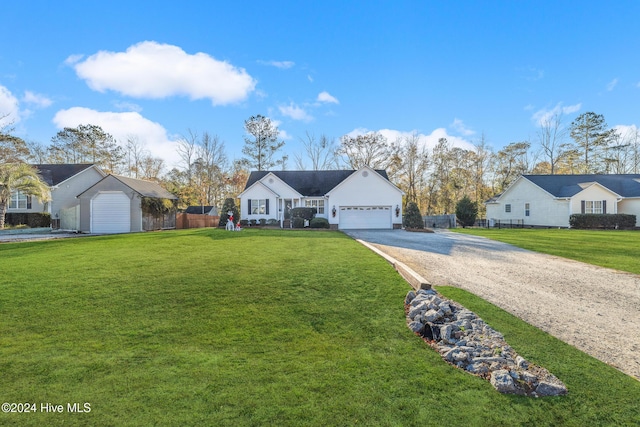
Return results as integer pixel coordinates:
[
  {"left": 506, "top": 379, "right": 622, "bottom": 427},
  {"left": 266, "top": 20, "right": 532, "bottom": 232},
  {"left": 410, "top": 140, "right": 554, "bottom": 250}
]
[{"left": 283, "top": 199, "right": 292, "bottom": 219}]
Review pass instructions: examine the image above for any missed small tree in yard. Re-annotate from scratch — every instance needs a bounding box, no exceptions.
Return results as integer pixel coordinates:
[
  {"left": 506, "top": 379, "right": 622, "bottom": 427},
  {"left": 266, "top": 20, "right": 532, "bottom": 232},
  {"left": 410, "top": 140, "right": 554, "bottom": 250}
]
[
  {"left": 456, "top": 195, "right": 478, "bottom": 228},
  {"left": 219, "top": 198, "right": 239, "bottom": 228},
  {"left": 403, "top": 201, "right": 424, "bottom": 229}
]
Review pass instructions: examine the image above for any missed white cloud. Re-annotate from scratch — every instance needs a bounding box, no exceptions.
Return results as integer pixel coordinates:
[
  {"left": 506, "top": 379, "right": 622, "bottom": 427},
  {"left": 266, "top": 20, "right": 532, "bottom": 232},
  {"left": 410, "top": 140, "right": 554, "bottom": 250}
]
[
  {"left": 450, "top": 118, "right": 475, "bottom": 136},
  {"left": 279, "top": 102, "right": 313, "bottom": 122},
  {"left": 307, "top": 75, "right": 314, "bottom": 83},
  {"left": 613, "top": 124, "right": 639, "bottom": 140},
  {"left": 257, "top": 60, "right": 294, "bottom": 69},
  {"left": 606, "top": 78, "right": 618, "bottom": 91},
  {"left": 0, "top": 85, "right": 21, "bottom": 126},
  {"left": 345, "top": 127, "right": 475, "bottom": 151},
  {"left": 23, "top": 91, "right": 53, "bottom": 108},
  {"left": 53, "top": 107, "right": 180, "bottom": 168},
  {"left": 71, "top": 41, "right": 256, "bottom": 105},
  {"left": 531, "top": 102, "right": 582, "bottom": 126},
  {"left": 317, "top": 91, "right": 339, "bottom": 104}
]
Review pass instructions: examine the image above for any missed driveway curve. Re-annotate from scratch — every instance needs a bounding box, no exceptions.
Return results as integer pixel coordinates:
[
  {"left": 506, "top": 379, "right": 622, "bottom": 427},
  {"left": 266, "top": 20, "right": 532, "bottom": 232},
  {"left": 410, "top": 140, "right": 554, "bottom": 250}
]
[{"left": 344, "top": 229, "right": 640, "bottom": 380}]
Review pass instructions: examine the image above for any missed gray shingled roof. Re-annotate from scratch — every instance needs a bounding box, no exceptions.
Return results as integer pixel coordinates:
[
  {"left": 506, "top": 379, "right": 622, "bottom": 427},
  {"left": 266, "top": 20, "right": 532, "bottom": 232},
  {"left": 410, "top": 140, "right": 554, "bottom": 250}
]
[
  {"left": 244, "top": 169, "right": 390, "bottom": 196},
  {"left": 33, "top": 164, "right": 98, "bottom": 186},
  {"left": 524, "top": 174, "right": 640, "bottom": 198},
  {"left": 111, "top": 175, "right": 177, "bottom": 199}
]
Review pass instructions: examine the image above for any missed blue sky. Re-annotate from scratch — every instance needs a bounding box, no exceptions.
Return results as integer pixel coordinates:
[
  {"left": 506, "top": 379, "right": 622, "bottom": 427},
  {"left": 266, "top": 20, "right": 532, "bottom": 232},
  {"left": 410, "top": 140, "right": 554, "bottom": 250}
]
[{"left": 2, "top": 1, "right": 639, "bottom": 170}]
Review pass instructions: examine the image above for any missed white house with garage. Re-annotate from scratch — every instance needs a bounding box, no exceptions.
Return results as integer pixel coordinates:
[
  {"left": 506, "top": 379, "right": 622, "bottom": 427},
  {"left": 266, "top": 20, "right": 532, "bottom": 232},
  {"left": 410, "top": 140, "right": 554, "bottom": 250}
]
[
  {"left": 238, "top": 166, "right": 404, "bottom": 229},
  {"left": 5, "top": 164, "right": 106, "bottom": 230},
  {"left": 77, "top": 174, "right": 177, "bottom": 234},
  {"left": 485, "top": 174, "right": 640, "bottom": 227}
]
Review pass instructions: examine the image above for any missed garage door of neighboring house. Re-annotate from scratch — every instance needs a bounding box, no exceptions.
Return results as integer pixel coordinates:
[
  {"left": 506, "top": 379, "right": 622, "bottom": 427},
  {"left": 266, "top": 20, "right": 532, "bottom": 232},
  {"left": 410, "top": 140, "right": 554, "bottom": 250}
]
[
  {"left": 339, "top": 206, "right": 391, "bottom": 229},
  {"left": 91, "top": 192, "right": 131, "bottom": 234}
]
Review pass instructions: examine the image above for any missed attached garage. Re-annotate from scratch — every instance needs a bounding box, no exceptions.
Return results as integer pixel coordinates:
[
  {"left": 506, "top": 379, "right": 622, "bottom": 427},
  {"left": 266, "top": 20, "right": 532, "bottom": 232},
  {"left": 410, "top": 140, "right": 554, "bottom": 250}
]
[
  {"left": 339, "top": 206, "right": 392, "bottom": 229},
  {"left": 91, "top": 191, "right": 131, "bottom": 234}
]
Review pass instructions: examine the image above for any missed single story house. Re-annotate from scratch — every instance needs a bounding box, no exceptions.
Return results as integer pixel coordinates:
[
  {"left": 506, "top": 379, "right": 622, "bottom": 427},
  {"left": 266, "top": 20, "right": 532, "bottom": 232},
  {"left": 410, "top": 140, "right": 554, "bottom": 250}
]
[
  {"left": 238, "top": 166, "right": 404, "bottom": 229},
  {"left": 485, "top": 174, "right": 640, "bottom": 227},
  {"left": 7, "top": 164, "right": 106, "bottom": 230},
  {"left": 77, "top": 174, "right": 177, "bottom": 234},
  {"left": 184, "top": 206, "right": 219, "bottom": 216}
]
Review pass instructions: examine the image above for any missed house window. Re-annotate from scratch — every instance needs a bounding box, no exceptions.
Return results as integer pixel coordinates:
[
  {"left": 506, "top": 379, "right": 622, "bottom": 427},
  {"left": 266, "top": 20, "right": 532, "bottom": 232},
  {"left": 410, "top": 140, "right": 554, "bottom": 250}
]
[
  {"left": 505, "top": 204, "right": 511, "bottom": 213},
  {"left": 250, "top": 199, "right": 267, "bottom": 215},
  {"left": 585, "top": 201, "right": 603, "bottom": 214},
  {"left": 525, "top": 203, "right": 530, "bottom": 217},
  {"left": 9, "top": 191, "right": 28, "bottom": 209},
  {"left": 304, "top": 199, "right": 325, "bottom": 214}
]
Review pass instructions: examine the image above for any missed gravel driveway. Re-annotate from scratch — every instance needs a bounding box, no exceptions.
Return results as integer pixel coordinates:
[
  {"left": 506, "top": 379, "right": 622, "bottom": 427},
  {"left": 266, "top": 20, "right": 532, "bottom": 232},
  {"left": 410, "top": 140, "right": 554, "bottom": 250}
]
[{"left": 344, "top": 229, "right": 640, "bottom": 380}]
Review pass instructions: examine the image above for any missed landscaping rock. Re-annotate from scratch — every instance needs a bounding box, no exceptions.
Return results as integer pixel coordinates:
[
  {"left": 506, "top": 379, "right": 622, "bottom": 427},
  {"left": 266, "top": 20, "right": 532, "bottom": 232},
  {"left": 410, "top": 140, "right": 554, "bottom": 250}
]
[{"left": 405, "top": 289, "right": 568, "bottom": 397}]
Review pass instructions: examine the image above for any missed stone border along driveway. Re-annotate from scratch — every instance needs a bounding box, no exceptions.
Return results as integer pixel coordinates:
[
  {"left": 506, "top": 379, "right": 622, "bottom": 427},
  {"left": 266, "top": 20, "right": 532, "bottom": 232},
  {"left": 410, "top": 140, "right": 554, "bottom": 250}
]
[{"left": 344, "top": 229, "right": 640, "bottom": 381}]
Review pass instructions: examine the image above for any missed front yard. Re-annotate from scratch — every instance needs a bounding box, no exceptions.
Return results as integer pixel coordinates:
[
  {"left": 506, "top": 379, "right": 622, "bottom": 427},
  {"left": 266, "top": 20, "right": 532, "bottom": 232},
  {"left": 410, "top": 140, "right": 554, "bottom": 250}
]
[
  {"left": 454, "top": 228, "right": 640, "bottom": 274},
  {"left": 0, "top": 229, "right": 638, "bottom": 426}
]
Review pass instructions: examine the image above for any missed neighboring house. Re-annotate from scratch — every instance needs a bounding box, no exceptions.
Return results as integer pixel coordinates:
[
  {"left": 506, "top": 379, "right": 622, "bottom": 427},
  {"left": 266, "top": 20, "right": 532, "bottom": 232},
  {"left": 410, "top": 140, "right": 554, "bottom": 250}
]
[
  {"left": 184, "top": 206, "right": 219, "bottom": 216},
  {"left": 7, "top": 164, "right": 106, "bottom": 230},
  {"left": 238, "top": 166, "right": 404, "bottom": 229},
  {"left": 77, "top": 175, "right": 177, "bottom": 234},
  {"left": 485, "top": 174, "right": 640, "bottom": 227}
]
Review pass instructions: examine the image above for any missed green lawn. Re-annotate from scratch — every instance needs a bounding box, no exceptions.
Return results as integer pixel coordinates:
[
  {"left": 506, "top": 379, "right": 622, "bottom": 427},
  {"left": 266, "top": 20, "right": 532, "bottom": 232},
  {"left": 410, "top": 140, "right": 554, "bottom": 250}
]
[
  {"left": 453, "top": 228, "right": 640, "bottom": 275},
  {"left": 1, "top": 229, "right": 638, "bottom": 426}
]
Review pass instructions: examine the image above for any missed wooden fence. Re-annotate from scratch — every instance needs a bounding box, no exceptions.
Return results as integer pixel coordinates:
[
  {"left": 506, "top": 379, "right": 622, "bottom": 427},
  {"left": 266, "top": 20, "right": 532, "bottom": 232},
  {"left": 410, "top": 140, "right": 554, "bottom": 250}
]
[{"left": 176, "top": 213, "right": 219, "bottom": 229}]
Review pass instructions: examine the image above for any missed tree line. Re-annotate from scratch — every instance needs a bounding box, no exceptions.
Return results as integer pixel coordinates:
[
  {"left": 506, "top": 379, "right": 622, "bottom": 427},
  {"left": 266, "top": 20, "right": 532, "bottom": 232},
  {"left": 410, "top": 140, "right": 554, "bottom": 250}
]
[{"left": 3, "top": 111, "right": 639, "bottom": 218}]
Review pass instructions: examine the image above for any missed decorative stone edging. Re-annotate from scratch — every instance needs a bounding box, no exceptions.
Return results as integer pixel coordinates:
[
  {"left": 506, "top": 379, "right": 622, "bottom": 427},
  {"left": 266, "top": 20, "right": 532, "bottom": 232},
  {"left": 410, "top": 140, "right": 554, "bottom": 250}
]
[{"left": 406, "top": 288, "right": 568, "bottom": 397}]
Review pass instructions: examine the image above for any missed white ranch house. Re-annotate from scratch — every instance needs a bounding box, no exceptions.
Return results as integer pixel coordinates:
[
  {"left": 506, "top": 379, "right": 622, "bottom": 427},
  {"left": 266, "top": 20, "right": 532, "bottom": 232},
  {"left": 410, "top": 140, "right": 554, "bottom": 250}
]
[
  {"left": 238, "top": 166, "right": 404, "bottom": 229},
  {"left": 485, "top": 174, "right": 640, "bottom": 228}
]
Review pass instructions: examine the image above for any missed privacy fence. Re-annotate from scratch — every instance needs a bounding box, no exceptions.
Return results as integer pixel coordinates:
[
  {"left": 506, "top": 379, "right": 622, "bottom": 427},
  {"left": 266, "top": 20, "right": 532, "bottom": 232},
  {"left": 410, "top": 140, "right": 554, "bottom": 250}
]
[{"left": 176, "top": 213, "right": 219, "bottom": 229}]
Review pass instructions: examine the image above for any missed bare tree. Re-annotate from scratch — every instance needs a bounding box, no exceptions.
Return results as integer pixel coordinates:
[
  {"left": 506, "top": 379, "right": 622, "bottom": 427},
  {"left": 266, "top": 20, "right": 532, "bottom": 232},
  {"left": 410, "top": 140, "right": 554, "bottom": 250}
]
[
  {"left": 338, "top": 132, "right": 396, "bottom": 170},
  {"left": 395, "top": 133, "right": 429, "bottom": 206},
  {"left": 124, "top": 135, "right": 147, "bottom": 178},
  {"left": 294, "top": 132, "right": 339, "bottom": 170},
  {"left": 537, "top": 112, "right": 567, "bottom": 174}
]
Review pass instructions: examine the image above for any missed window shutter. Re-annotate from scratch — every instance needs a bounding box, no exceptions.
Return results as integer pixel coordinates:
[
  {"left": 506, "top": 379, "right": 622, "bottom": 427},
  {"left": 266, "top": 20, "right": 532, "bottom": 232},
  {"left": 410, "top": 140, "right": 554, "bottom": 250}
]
[
  {"left": 265, "top": 199, "right": 269, "bottom": 215},
  {"left": 581, "top": 200, "right": 585, "bottom": 214},
  {"left": 27, "top": 195, "right": 32, "bottom": 209},
  {"left": 248, "top": 199, "right": 252, "bottom": 215},
  {"left": 603, "top": 200, "right": 607, "bottom": 214}
]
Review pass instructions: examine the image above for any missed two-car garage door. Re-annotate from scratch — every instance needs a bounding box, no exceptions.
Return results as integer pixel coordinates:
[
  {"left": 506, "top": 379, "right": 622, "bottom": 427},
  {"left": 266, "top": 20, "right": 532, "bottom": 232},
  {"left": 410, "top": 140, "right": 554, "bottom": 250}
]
[
  {"left": 91, "top": 192, "right": 131, "bottom": 234},
  {"left": 339, "top": 206, "right": 391, "bottom": 229}
]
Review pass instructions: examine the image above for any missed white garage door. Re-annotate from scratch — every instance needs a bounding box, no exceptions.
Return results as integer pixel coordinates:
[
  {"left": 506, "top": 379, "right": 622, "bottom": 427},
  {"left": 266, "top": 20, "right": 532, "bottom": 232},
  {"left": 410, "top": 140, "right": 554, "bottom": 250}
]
[
  {"left": 92, "top": 192, "right": 131, "bottom": 234},
  {"left": 339, "top": 206, "right": 391, "bottom": 229}
]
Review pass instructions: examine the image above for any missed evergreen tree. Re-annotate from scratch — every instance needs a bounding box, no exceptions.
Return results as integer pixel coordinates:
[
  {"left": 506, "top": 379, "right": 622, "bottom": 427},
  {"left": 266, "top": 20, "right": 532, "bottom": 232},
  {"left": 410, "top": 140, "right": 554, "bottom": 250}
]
[
  {"left": 403, "top": 201, "right": 424, "bottom": 229},
  {"left": 219, "top": 198, "right": 239, "bottom": 227},
  {"left": 241, "top": 115, "right": 285, "bottom": 171},
  {"left": 455, "top": 195, "right": 478, "bottom": 228}
]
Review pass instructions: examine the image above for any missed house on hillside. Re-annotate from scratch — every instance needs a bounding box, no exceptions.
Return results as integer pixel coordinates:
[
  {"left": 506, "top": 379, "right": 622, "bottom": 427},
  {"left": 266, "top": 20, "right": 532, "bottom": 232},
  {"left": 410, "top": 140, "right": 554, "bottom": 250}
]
[
  {"left": 77, "top": 175, "right": 177, "bottom": 234},
  {"left": 6, "top": 164, "right": 106, "bottom": 230},
  {"left": 485, "top": 174, "right": 640, "bottom": 228},
  {"left": 238, "top": 166, "right": 404, "bottom": 229}
]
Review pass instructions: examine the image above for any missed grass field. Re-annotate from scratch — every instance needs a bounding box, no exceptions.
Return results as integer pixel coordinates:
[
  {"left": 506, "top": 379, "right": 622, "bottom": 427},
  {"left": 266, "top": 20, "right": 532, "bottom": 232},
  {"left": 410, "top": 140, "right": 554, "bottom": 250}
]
[
  {"left": 453, "top": 228, "right": 640, "bottom": 275},
  {"left": 1, "top": 229, "right": 639, "bottom": 426}
]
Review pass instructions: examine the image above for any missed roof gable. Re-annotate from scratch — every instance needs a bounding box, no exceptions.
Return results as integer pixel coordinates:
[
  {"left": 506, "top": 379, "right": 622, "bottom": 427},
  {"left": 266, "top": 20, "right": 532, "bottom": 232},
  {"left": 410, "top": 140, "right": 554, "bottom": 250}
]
[
  {"left": 78, "top": 174, "right": 177, "bottom": 199},
  {"left": 242, "top": 169, "right": 391, "bottom": 196},
  {"left": 524, "top": 174, "right": 640, "bottom": 198},
  {"left": 34, "top": 164, "right": 103, "bottom": 186}
]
